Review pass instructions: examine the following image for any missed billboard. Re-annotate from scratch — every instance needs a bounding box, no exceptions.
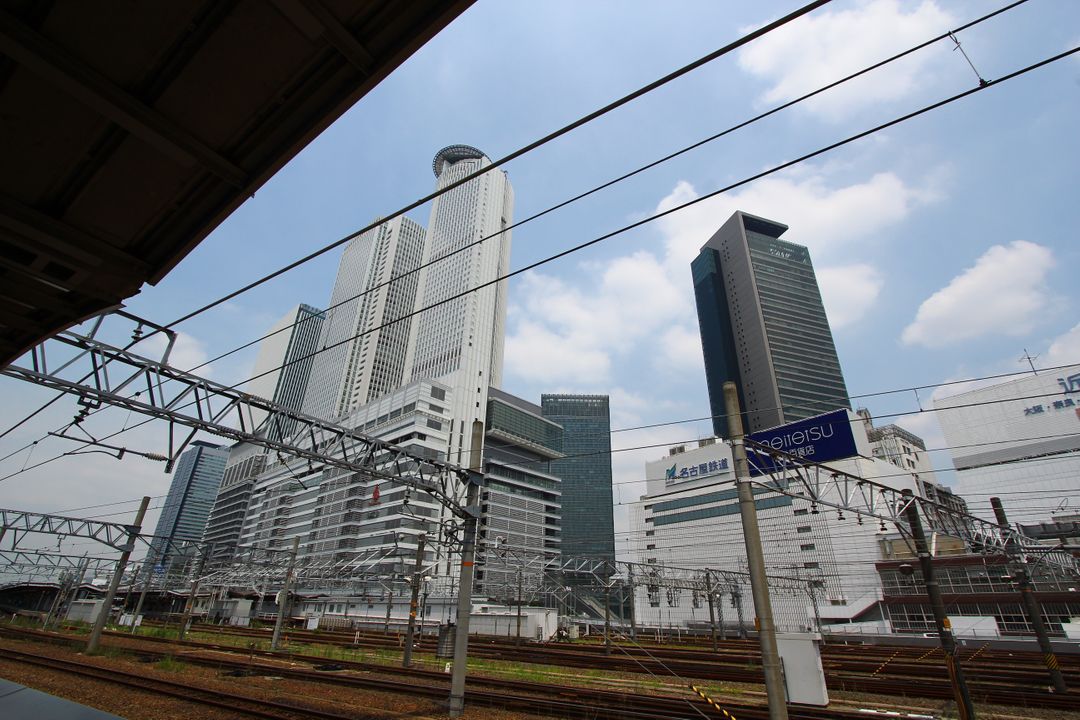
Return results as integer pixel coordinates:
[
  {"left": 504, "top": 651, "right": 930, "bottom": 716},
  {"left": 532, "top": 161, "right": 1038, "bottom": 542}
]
[{"left": 747, "top": 409, "right": 857, "bottom": 476}]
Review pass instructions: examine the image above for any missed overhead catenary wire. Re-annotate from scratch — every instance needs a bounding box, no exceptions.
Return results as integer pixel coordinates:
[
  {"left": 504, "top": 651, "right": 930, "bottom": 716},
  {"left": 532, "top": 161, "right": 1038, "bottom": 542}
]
[
  {"left": 161, "top": 0, "right": 835, "bottom": 331},
  {"left": 2, "top": 44, "right": 1078, "bottom": 488},
  {"left": 0, "top": 0, "right": 1043, "bottom": 464},
  {"left": 0, "top": 1, "right": 841, "bottom": 454},
  {"left": 111, "top": 0, "right": 1034, "bottom": 391},
  {"left": 2, "top": 362, "right": 1079, "bottom": 489}
]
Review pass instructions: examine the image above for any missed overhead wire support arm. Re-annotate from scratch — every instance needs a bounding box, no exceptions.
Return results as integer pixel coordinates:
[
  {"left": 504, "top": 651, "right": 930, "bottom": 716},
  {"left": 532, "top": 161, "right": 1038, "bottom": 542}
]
[
  {"left": 742, "top": 438, "right": 1079, "bottom": 573},
  {"left": 2, "top": 311, "right": 473, "bottom": 519}
]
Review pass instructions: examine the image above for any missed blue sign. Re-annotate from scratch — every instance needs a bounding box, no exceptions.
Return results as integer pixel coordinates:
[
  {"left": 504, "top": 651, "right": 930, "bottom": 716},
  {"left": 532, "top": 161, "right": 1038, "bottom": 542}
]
[{"left": 746, "top": 409, "right": 856, "bottom": 476}]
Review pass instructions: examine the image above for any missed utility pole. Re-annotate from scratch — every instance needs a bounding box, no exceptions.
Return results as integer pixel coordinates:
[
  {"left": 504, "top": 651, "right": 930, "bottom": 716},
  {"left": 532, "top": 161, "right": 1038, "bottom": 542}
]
[
  {"left": 384, "top": 587, "right": 393, "bottom": 633},
  {"left": 177, "top": 545, "right": 210, "bottom": 641},
  {"left": 733, "top": 587, "right": 746, "bottom": 639},
  {"left": 990, "top": 497, "right": 1066, "bottom": 693},
  {"left": 87, "top": 496, "right": 149, "bottom": 653},
  {"left": 448, "top": 420, "right": 484, "bottom": 718},
  {"left": 724, "top": 382, "right": 787, "bottom": 720},
  {"left": 627, "top": 565, "right": 637, "bottom": 639},
  {"left": 271, "top": 537, "right": 299, "bottom": 651},
  {"left": 131, "top": 549, "right": 157, "bottom": 633},
  {"left": 604, "top": 580, "right": 612, "bottom": 655},
  {"left": 717, "top": 587, "right": 726, "bottom": 641},
  {"left": 705, "top": 569, "right": 718, "bottom": 652},
  {"left": 43, "top": 569, "right": 73, "bottom": 629},
  {"left": 515, "top": 567, "right": 523, "bottom": 647},
  {"left": 808, "top": 580, "right": 823, "bottom": 640},
  {"left": 901, "top": 489, "right": 975, "bottom": 720},
  {"left": 403, "top": 533, "right": 426, "bottom": 668}
]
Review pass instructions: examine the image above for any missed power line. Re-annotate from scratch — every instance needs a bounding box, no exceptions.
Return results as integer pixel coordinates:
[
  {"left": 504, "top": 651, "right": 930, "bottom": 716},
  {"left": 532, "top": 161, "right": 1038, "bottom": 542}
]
[
  {"left": 0, "top": 0, "right": 842, "bottom": 457},
  {"left": 0, "top": 0, "right": 1040, "bottom": 464},
  {"left": 121, "top": 0, "right": 1035, "bottom": 394},
  {"left": 163, "top": 0, "right": 834, "bottom": 331},
  {"left": 3, "top": 44, "right": 1077, "bottom": 489}
]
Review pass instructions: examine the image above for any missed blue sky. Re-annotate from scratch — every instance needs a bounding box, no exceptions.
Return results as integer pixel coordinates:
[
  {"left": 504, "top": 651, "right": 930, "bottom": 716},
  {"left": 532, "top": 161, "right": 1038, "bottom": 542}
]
[{"left": 1, "top": 0, "right": 1078, "bottom": 547}]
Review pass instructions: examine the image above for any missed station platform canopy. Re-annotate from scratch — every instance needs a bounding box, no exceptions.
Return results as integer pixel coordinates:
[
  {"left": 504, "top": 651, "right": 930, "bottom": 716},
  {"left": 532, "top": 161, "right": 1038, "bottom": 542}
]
[{"left": 0, "top": 0, "right": 473, "bottom": 368}]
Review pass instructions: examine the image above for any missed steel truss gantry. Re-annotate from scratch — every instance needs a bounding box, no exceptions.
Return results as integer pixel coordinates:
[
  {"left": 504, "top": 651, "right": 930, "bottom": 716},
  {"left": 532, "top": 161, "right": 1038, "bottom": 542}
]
[
  {"left": 1, "top": 311, "right": 477, "bottom": 518},
  {"left": 743, "top": 439, "right": 1078, "bottom": 572}
]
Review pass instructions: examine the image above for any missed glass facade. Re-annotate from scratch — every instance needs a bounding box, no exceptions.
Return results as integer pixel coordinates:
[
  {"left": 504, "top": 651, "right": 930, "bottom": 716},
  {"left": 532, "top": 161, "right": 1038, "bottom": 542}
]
[
  {"left": 480, "top": 390, "right": 562, "bottom": 598},
  {"left": 148, "top": 441, "right": 229, "bottom": 571},
  {"left": 541, "top": 394, "right": 614, "bottom": 563},
  {"left": 693, "top": 211, "right": 850, "bottom": 435},
  {"left": 745, "top": 232, "right": 848, "bottom": 422}
]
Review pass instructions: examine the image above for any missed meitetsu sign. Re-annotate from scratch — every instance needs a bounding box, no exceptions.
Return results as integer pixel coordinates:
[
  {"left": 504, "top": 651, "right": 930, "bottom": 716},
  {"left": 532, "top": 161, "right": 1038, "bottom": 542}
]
[{"left": 747, "top": 409, "right": 858, "bottom": 476}]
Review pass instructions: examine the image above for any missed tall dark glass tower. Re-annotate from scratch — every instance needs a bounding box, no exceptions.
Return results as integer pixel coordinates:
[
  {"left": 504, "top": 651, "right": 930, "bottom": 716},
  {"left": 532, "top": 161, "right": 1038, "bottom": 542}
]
[
  {"left": 692, "top": 211, "right": 849, "bottom": 437},
  {"left": 148, "top": 440, "right": 229, "bottom": 571},
  {"left": 541, "top": 394, "right": 614, "bottom": 563}
]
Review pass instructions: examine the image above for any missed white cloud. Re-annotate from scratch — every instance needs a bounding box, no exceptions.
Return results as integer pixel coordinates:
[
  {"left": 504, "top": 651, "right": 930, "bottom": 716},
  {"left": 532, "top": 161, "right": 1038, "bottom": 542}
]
[
  {"left": 901, "top": 241, "right": 1055, "bottom": 347},
  {"left": 737, "top": 0, "right": 954, "bottom": 120},
  {"left": 132, "top": 330, "right": 213, "bottom": 376},
  {"left": 817, "top": 264, "right": 884, "bottom": 329},
  {"left": 654, "top": 325, "right": 706, "bottom": 374},
  {"left": 1042, "top": 322, "right": 1080, "bottom": 369},
  {"left": 504, "top": 319, "right": 610, "bottom": 385},
  {"left": 657, "top": 172, "right": 932, "bottom": 266}
]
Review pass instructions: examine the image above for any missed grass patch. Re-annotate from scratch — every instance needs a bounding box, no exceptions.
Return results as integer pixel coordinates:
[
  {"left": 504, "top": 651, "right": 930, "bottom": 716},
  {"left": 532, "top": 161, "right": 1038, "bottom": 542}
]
[{"left": 156, "top": 655, "right": 185, "bottom": 672}]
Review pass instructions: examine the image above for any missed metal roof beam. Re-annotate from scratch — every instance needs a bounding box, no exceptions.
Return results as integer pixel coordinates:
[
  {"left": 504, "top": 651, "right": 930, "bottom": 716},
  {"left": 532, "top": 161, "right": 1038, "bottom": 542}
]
[
  {"left": 0, "top": 9, "right": 248, "bottom": 189},
  {"left": 272, "top": 0, "right": 375, "bottom": 74}
]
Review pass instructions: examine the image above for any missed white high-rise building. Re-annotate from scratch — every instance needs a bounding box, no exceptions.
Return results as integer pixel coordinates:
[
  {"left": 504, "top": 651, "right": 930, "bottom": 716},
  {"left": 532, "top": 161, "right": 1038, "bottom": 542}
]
[
  {"left": 228, "top": 146, "right": 514, "bottom": 589},
  {"left": 404, "top": 145, "right": 513, "bottom": 466},
  {"left": 302, "top": 215, "right": 426, "bottom": 422}
]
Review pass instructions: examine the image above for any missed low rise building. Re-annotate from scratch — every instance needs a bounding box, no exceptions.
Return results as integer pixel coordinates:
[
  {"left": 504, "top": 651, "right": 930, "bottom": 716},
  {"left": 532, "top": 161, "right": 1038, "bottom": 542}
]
[{"left": 935, "top": 364, "right": 1080, "bottom": 526}]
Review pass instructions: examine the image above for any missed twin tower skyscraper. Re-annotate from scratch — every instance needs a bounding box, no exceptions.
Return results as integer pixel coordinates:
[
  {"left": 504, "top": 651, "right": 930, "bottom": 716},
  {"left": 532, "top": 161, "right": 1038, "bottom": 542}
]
[{"left": 302, "top": 145, "right": 512, "bottom": 464}]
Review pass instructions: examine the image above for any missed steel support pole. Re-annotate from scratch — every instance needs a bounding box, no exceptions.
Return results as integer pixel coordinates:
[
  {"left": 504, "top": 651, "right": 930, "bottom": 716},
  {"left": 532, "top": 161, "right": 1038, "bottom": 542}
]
[
  {"left": 902, "top": 489, "right": 975, "bottom": 720},
  {"left": 448, "top": 421, "right": 484, "bottom": 718},
  {"left": 131, "top": 550, "right": 156, "bottom": 633},
  {"left": 604, "top": 581, "right": 612, "bottom": 655},
  {"left": 706, "top": 569, "right": 718, "bottom": 652},
  {"left": 627, "top": 565, "right": 637, "bottom": 639},
  {"left": 87, "top": 496, "right": 149, "bottom": 653},
  {"left": 403, "top": 533, "right": 426, "bottom": 668},
  {"left": 717, "top": 588, "right": 726, "bottom": 641},
  {"left": 271, "top": 537, "right": 299, "bottom": 651},
  {"left": 724, "top": 382, "right": 787, "bottom": 720},
  {"left": 43, "top": 571, "right": 71, "bottom": 628},
  {"left": 516, "top": 568, "right": 523, "bottom": 647},
  {"left": 384, "top": 588, "right": 393, "bottom": 633},
  {"left": 990, "top": 497, "right": 1066, "bottom": 693},
  {"left": 177, "top": 546, "right": 210, "bottom": 641},
  {"left": 58, "top": 557, "right": 91, "bottom": 629}
]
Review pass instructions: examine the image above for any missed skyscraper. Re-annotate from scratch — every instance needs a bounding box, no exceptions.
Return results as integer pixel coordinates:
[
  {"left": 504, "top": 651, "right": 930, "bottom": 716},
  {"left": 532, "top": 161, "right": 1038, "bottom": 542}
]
[
  {"left": 204, "top": 304, "right": 321, "bottom": 561},
  {"left": 302, "top": 215, "right": 426, "bottom": 422},
  {"left": 479, "top": 388, "right": 563, "bottom": 597},
  {"left": 148, "top": 440, "right": 229, "bottom": 570},
  {"left": 301, "top": 144, "right": 512, "bottom": 469},
  {"left": 230, "top": 145, "right": 513, "bottom": 577},
  {"left": 248, "top": 303, "right": 323, "bottom": 440},
  {"left": 692, "top": 211, "right": 850, "bottom": 437},
  {"left": 404, "top": 144, "right": 513, "bottom": 466},
  {"left": 541, "top": 394, "right": 614, "bottom": 563}
]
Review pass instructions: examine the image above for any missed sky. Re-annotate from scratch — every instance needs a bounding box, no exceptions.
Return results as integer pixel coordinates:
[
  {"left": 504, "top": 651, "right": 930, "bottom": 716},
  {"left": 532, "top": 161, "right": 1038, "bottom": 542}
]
[{"left": 1, "top": 0, "right": 1078, "bottom": 560}]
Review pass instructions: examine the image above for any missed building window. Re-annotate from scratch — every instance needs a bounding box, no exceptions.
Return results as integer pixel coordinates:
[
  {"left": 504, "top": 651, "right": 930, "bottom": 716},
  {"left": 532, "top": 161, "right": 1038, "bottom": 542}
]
[
  {"left": 794, "top": 508, "right": 809, "bottom": 516},
  {"left": 800, "top": 543, "right": 815, "bottom": 551},
  {"left": 803, "top": 562, "right": 819, "bottom": 569},
  {"left": 796, "top": 526, "right": 812, "bottom": 533}
]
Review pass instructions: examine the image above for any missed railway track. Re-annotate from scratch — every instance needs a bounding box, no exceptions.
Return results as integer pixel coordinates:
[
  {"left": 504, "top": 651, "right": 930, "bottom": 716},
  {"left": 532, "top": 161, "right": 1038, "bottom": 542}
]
[
  {"left": 169, "top": 622, "right": 1079, "bottom": 709},
  {"left": 0, "top": 625, "right": 924, "bottom": 720},
  {"left": 0, "top": 645, "right": 386, "bottom": 720}
]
